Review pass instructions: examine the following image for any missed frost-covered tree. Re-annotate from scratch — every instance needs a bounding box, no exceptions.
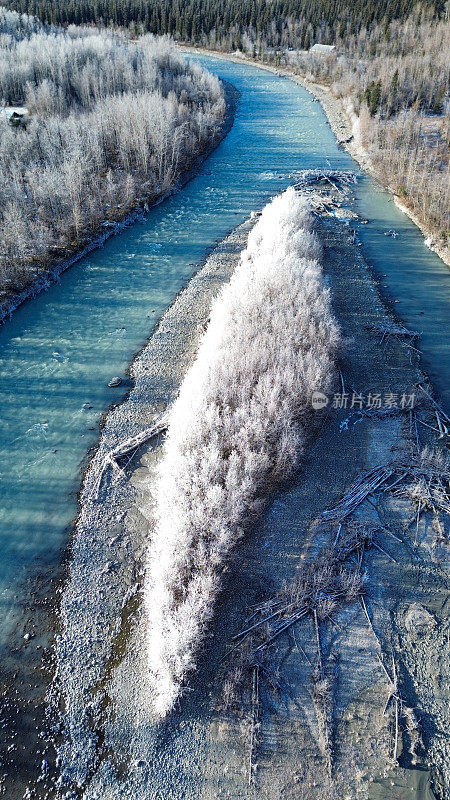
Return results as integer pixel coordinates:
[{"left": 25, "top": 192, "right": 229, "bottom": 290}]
[
  {"left": 0, "top": 11, "right": 225, "bottom": 293},
  {"left": 144, "top": 188, "right": 339, "bottom": 716}
]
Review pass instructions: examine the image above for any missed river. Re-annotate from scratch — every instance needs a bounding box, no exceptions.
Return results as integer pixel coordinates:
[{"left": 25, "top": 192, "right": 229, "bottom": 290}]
[{"left": 0, "top": 53, "right": 447, "bottom": 798}]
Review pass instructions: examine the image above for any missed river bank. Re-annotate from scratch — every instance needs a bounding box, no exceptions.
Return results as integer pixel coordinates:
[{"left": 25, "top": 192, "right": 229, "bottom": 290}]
[
  {"left": 181, "top": 46, "right": 450, "bottom": 268},
  {"left": 1, "top": 55, "right": 448, "bottom": 800},
  {"left": 53, "top": 188, "right": 449, "bottom": 799},
  {"left": 0, "top": 81, "right": 238, "bottom": 327}
]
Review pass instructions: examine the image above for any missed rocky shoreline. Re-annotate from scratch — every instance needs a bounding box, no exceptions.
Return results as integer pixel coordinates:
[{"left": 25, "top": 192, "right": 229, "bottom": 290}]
[
  {"left": 182, "top": 47, "right": 449, "bottom": 268},
  {"left": 52, "top": 194, "right": 448, "bottom": 799},
  {"left": 53, "top": 213, "right": 259, "bottom": 793}
]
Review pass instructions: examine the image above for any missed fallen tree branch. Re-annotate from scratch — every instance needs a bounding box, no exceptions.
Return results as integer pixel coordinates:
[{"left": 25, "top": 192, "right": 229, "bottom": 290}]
[
  {"left": 91, "top": 411, "right": 168, "bottom": 499},
  {"left": 248, "top": 664, "right": 260, "bottom": 786},
  {"left": 321, "top": 465, "right": 395, "bottom": 521}
]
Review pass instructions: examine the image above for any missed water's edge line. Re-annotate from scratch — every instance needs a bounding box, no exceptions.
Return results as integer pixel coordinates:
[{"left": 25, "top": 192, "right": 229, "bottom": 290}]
[
  {"left": 54, "top": 206, "right": 442, "bottom": 795},
  {"left": 0, "top": 80, "right": 239, "bottom": 327},
  {"left": 51, "top": 216, "right": 259, "bottom": 788},
  {"left": 182, "top": 46, "right": 450, "bottom": 268}
]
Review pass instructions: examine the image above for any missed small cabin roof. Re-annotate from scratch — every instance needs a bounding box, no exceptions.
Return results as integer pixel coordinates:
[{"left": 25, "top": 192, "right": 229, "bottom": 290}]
[
  {"left": 310, "top": 43, "right": 336, "bottom": 53},
  {"left": 1, "top": 106, "right": 29, "bottom": 118}
]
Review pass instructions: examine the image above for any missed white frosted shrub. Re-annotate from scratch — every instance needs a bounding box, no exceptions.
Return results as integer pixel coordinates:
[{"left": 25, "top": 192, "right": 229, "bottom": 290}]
[
  {"left": 0, "top": 17, "right": 225, "bottom": 288},
  {"left": 144, "top": 188, "right": 339, "bottom": 716}
]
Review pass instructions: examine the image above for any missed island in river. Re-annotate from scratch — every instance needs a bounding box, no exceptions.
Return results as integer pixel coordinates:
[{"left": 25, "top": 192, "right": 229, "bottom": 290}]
[
  {"left": 0, "top": 52, "right": 448, "bottom": 800},
  {"left": 54, "top": 180, "right": 449, "bottom": 800}
]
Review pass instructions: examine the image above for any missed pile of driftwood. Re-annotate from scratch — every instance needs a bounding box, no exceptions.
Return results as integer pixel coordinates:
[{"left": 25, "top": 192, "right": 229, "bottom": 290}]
[
  {"left": 293, "top": 169, "right": 356, "bottom": 191},
  {"left": 231, "top": 553, "right": 364, "bottom": 656},
  {"left": 368, "top": 322, "right": 420, "bottom": 344},
  {"left": 293, "top": 169, "right": 357, "bottom": 219},
  {"left": 224, "top": 549, "right": 364, "bottom": 783},
  {"left": 224, "top": 520, "right": 387, "bottom": 782},
  {"left": 367, "top": 322, "right": 423, "bottom": 367},
  {"left": 227, "top": 518, "right": 407, "bottom": 667},
  {"left": 223, "top": 503, "right": 435, "bottom": 781},
  {"left": 321, "top": 449, "right": 449, "bottom": 541},
  {"left": 321, "top": 465, "right": 396, "bottom": 523},
  {"left": 223, "top": 436, "right": 448, "bottom": 783},
  {"left": 224, "top": 522, "right": 389, "bottom": 783},
  {"left": 338, "top": 382, "right": 450, "bottom": 453}
]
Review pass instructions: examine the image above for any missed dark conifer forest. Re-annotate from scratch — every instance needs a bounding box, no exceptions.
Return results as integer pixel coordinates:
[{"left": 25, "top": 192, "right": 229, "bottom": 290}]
[{"left": 4, "top": 0, "right": 445, "bottom": 48}]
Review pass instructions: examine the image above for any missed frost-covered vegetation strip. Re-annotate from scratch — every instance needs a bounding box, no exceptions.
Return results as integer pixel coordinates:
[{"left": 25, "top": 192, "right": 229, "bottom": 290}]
[
  {"left": 283, "top": 10, "right": 449, "bottom": 250},
  {"left": 0, "top": 9, "right": 225, "bottom": 294},
  {"left": 144, "top": 188, "right": 339, "bottom": 716},
  {"left": 11, "top": 0, "right": 447, "bottom": 251}
]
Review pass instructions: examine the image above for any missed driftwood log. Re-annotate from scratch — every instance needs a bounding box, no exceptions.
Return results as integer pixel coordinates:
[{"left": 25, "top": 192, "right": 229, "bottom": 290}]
[
  {"left": 91, "top": 411, "right": 169, "bottom": 499},
  {"left": 293, "top": 168, "right": 356, "bottom": 190}
]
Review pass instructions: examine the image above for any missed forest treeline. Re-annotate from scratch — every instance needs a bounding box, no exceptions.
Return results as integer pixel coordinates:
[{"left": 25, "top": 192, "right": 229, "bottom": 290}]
[
  {"left": 3, "top": 0, "right": 444, "bottom": 49},
  {"left": 5, "top": 0, "right": 448, "bottom": 250},
  {"left": 0, "top": 8, "right": 225, "bottom": 297},
  {"left": 272, "top": 9, "right": 449, "bottom": 248}
]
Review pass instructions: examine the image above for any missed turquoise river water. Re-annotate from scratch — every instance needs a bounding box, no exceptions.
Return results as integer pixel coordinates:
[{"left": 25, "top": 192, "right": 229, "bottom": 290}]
[{"left": 0, "top": 54, "right": 448, "bottom": 685}]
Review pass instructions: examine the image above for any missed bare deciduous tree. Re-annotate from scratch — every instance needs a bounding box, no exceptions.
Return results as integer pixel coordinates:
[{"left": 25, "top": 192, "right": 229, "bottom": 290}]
[
  {"left": 0, "top": 9, "right": 225, "bottom": 293},
  {"left": 144, "top": 188, "right": 339, "bottom": 716}
]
